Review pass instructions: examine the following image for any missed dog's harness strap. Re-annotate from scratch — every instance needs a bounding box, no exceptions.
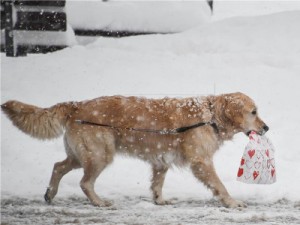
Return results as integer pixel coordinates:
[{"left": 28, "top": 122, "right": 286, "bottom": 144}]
[
  {"left": 173, "top": 122, "right": 209, "bottom": 133},
  {"left": 75, "top": 120, "right": 218, "bottom": 135}
]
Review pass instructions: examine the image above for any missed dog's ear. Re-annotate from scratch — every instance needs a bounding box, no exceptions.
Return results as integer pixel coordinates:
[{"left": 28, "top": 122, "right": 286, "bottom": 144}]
[
  {"left": 223, "top": 93, "right": 247, "bottom": 124},
  {"left": 224, "top": 95, "right": 236, "bottom": 119},
  {"left": 211, "top": 95, "right": 231, "bottom": 124},
  {"left": 215, "top": 93, "right": 244, "bottom": 122}
]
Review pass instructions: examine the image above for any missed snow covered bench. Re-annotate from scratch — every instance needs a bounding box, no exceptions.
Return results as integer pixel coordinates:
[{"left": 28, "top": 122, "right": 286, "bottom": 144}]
[
  {"left": 1, "top": 0, "right": 213, "bottom": 56},
  {"left": 1, "top": 0, "right": 75, "bottom": 57}
]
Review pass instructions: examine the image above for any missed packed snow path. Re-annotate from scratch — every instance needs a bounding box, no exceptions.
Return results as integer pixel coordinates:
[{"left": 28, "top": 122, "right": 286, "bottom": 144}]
[{"left": 2, "top": 196, "right": 300, "bottom": 225}]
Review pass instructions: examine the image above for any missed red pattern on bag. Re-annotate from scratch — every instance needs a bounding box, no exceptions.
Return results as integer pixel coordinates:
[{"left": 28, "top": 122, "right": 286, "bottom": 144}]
[{"left": 237, "top": 131, "right": 276, "bottom": 184}]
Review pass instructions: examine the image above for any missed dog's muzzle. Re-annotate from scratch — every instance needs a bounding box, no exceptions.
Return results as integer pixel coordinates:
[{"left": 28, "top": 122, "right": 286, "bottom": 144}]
[{"left": 246, "top": 124, "right": 269, "bottom": 136}]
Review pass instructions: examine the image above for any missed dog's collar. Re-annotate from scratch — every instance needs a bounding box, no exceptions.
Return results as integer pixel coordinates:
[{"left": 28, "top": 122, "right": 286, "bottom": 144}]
[
  {"left": 206, "top": 96, "right": 220, "bottom": 134},
  {"left": 210, "top": 122, "right": 219, "bottom": 134}
]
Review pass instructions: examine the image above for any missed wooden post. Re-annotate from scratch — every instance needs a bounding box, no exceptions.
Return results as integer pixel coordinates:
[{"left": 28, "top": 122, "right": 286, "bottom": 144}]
[{"left": 4, "top": 0, "right": 15, "bottom": 56}]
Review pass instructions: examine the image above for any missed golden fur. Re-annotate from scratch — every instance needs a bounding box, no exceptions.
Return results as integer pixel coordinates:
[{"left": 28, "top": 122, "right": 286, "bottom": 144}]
[{"left": 1, "top": 92, "right": 268, "bottom": 208}]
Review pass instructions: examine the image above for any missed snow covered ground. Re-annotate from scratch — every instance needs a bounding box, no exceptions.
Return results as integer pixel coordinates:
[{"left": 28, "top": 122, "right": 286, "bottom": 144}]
[{"left": 2, "top": 1, "right": 300, "bottom": 224}]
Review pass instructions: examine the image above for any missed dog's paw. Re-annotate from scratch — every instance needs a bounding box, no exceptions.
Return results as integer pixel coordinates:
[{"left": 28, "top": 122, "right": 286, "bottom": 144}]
[
  {"left": 93, "top": 199, "right": 113, "bottom": 207},
  {"left": 44, "top": 188, "right": 53, "bottom": 204},
  {"left": 155, "top": 199, "right": 173, "bottom": 205},
  {"left": 222, "top": 198, "right": 247, "bottom": 208}
]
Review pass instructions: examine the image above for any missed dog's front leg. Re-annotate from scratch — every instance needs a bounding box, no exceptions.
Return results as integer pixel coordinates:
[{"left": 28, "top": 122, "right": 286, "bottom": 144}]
[{"left": 191, "top": 159, "right": 246, "bottom": 208}]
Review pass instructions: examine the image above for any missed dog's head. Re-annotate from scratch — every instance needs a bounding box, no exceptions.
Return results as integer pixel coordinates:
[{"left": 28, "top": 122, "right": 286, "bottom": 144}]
[{"left": 214, "top": 92, "right": 269, "bottom": 136}]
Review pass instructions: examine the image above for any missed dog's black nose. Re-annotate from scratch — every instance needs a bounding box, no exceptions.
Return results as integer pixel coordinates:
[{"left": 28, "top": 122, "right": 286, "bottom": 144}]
[{"left": 263, "top": 125, "right": 269, "bottom": 132}]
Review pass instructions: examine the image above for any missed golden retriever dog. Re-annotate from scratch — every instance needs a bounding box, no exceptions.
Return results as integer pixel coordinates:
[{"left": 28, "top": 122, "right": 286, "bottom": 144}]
[{"left": 1, "top": 92, "right": 269, "bottom": 208}]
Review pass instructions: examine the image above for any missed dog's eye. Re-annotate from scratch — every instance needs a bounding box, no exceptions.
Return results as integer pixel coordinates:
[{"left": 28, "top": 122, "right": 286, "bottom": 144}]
[{"left": 251, "top": 110, "right": 257, "bottom": 115}]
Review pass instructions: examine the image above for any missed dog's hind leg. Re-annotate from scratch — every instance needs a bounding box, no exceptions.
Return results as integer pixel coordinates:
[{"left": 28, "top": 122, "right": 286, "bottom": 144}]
[
  {"left": 78, "top": 136, "right": 115, "bottom": 207},
  {"left": 80, "top": 156, "right": 113, "bottom": 207},
  {"left": 151, "top": 165, "right": 170, "bottom": 205},
  {"left": 45, "top": 157, "right": 80, "bottom": 204},
  {"left": 44, "top": 136, "right": 80, "bottom": 204}
]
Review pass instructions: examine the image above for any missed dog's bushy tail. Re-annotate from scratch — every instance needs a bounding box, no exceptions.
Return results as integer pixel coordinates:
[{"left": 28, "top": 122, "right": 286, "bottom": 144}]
[{"left": 1, "top": 100, "right": 76, "bottom": 140}]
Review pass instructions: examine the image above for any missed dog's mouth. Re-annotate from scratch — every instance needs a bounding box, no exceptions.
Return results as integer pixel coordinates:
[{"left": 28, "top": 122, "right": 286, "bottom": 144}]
[
  {"left": 246, "top": 130, "right": 266, "bottom": 136},
  {"left": 245, "top": 130, "right": 261, "bottom": 136},
  {"left": 246, "top": 128, "right": 269, "bottom": 136},
  {"left": 246, "top": 131, "right": 252, "bottom": 136}
]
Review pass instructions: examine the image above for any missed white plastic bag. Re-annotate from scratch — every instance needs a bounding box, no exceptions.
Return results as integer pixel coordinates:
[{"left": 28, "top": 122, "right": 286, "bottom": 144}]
[{"left": 237, "top": 131, "right": 276, "bottom": 184}]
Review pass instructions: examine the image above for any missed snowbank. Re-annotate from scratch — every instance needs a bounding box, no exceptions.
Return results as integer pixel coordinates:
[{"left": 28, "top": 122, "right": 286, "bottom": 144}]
[
  {"left": 212, "top": 0, "right": 300, "bottom": 21},
  {"left": 66, "top": 1, "right": 211, "bottom": 33}
]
